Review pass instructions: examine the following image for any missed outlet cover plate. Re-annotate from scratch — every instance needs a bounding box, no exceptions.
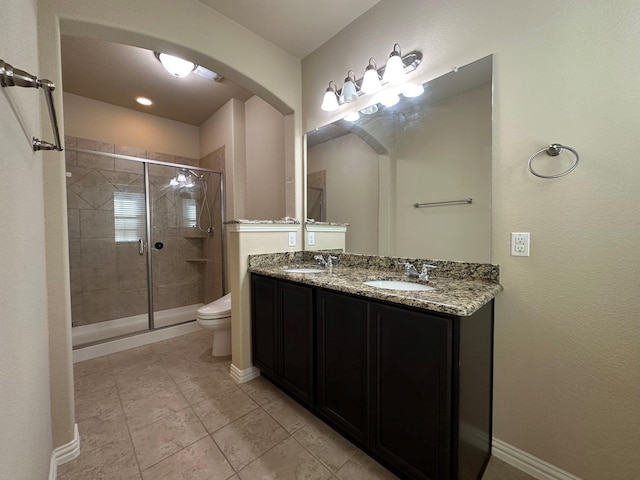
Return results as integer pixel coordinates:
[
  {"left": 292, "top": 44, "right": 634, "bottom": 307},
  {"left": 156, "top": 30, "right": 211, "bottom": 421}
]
[
  {"left": 511, "top": 232, "right": 530, "bottom": 257},
  {"left": 288, "top": 231, "right": 296, "bottom": 247},
  {"left": 307, "top": 231, "right": 315, "bottom": 246}
]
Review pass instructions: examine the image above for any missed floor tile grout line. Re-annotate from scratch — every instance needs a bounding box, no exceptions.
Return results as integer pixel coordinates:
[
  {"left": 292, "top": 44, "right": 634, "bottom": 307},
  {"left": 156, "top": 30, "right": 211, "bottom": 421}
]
[
  {"left": 208, "top": 432, "right": 242, "bottom": 476},
  {"left": 289, "top": 428, "right": 352, "bottom": 476},
  {"left": 136, "top": 424, "right": 210, "bottom": 474},
  {"left": 114, "top": 362, "right": 145, "bottom": 479}
]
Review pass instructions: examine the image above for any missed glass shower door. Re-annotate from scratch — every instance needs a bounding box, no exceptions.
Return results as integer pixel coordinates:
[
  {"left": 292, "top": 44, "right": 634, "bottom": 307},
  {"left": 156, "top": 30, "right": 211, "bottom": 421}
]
[
  {"left": 148, "top": 164, "right": 209, "bottom": 328},
  {"left": 67, "top": 151, "right": 150, "bottom": 345}
]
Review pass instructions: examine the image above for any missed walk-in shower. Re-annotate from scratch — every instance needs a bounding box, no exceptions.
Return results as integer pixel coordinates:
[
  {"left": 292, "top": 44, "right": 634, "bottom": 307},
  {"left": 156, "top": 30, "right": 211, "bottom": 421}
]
[{"left": 65, "top": 137, "right": 226, "bottom": 348}]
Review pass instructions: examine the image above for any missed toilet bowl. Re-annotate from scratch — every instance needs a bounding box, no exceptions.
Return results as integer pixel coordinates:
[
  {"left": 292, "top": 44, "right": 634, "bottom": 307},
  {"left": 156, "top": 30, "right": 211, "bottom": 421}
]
[{"left": 196, "top": 293, "right": 231, "bottom": 357}]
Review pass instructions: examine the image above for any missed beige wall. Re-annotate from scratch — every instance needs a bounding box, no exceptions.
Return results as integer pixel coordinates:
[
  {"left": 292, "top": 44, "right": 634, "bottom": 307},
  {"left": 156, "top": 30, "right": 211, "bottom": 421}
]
[
  {"left": 200, "top": 98, "right": 247, "bottom": 219},
  {"left": 307, "top": 133, "right": 379, "bottom": 253},
  {"left": 0, "top": 0, "right": 54, "bottom": 478},
  {"left": 64, "top": 93, "right": 200, "bottom": 158},
  {"left": 394, "top": 84, "right": 492, "bottom": 262},
  {"left": 245, "top": 96, "right": 286, "bottom": 219},
  {"left": 302, "top": 1, "right": 640, "bottom": 478}
]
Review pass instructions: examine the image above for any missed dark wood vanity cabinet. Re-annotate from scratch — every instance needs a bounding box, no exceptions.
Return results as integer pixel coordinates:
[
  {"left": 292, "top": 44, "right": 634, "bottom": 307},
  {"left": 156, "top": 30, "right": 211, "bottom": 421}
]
[
  {"left": 316, "top": 290, "right": 371, "bottom": 444},
  {"left": 370, "top": 302, "right": 453, "bottom": 480},
  {"left": 250, "top": 275, "right": 314, "bottom": 406},
  {"left": 251, "top": 274, "right": 494, "bottom": 480}
]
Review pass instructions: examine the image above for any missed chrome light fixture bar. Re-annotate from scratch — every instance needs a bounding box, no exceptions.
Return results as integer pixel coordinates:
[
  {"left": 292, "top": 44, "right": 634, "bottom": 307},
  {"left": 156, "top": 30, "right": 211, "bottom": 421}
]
[{"left": 320, "top": 45, "right": 422, "bottom": 112}]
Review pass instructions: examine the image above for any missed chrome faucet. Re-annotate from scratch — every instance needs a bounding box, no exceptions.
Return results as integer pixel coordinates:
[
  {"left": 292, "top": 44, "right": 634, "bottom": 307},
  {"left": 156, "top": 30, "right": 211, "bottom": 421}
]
[
  {"left": 403, "top": 262, "right": 438, "bottom": 281},
  {"left": 403, "top": 262, "right": 420, "bottom": 278},
  {"left": 314, "top": 254, "right": 338, "bottom": 268},
  {"left": 419, "top": 264, "right": 438, "bottom": 282}
]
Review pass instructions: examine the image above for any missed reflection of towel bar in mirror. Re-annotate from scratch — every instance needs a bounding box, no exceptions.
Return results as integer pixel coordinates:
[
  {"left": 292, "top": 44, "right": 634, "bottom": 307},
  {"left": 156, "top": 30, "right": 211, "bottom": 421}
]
[
  {"left": 0, "top": 58, "right": 64, "bottom": 152},
  {"left": 414, "top": 198, "right": 473, "bottom": 208}
]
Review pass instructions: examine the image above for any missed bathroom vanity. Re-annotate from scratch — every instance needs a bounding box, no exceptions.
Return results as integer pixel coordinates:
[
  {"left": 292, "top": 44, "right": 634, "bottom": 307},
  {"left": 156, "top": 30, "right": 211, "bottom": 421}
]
[{"left": 249, "top": 252, "right": 501, "bottom": 480}]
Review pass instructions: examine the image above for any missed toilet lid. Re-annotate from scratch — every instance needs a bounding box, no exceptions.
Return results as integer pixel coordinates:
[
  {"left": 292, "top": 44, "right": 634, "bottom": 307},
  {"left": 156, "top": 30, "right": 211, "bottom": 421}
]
[{"left": 197, "top": 293, "right": 231, "bottom": 320}]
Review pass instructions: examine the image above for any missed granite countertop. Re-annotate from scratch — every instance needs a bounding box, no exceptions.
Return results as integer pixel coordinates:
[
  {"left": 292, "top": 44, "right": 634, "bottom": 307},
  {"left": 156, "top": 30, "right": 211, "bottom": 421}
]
[
  {"left": 248, "top": 252, "right": 502, "bottom": 317},
  {"left": 225, "top": 218, "right": 301, "bottom": 224}
]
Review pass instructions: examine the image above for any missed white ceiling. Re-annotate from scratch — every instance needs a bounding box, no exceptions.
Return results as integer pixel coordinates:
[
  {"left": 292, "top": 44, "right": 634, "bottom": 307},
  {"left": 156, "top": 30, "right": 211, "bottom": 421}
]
[
  {"left": 61, "top": 36, "right": 255, "bottom": 126},
  {"left": 196, "top": 0, "right": 382, "bottom": 59},
  {"left": 60, "top": 1, "right": 381, "bottom": 126}
]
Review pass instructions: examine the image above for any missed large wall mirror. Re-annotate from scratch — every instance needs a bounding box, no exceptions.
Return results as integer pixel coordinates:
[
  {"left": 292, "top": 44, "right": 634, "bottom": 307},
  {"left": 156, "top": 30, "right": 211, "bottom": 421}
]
[{"left": 306, "top": 55, "right": 493, "bottom": 263}]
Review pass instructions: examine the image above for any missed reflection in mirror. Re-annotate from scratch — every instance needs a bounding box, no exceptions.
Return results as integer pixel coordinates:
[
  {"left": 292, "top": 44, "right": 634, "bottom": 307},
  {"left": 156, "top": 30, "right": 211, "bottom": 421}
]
[{"left": 306, "top": 55, "right": 493, "bottom": 262}]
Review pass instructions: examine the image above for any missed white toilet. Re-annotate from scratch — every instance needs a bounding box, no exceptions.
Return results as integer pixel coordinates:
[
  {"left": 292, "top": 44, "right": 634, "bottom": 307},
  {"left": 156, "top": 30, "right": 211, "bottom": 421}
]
[{"left": 196, "top": 293, "right": 232, "bottom": 357}]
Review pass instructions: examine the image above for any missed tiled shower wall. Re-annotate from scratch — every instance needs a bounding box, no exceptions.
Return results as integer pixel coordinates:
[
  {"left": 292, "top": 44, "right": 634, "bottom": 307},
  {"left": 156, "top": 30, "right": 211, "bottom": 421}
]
[{"left": 66, "top": 136, "right": 225, "bottom": 327}]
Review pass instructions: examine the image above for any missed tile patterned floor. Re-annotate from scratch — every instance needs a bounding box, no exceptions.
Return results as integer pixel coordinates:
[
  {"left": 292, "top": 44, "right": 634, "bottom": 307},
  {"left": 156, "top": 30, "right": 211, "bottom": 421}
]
[{"left": 60, "top": 330, "right": 535, "bottom": 480}]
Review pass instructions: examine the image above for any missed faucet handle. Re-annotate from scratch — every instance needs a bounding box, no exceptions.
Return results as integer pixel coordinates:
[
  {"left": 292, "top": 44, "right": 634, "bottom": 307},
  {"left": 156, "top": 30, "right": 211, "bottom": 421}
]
[
  {"left": 419, "top": 264, "right": 438, "bottom": 281},
  {"left": 403, "top": 262, "right": 419, "bottom": 277},
  {"left": 313, "top": 254, "right": 327, "bottom": 266}
]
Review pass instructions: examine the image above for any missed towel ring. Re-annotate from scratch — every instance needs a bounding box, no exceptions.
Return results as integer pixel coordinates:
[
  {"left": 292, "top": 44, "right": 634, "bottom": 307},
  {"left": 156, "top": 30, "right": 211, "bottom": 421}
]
[{"left": 528, "top": 144, "right": 579, "bottom": 179}]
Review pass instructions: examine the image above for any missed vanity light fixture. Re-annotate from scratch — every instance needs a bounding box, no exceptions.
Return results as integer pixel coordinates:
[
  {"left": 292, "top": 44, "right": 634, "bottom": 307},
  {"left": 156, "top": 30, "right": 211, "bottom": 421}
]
[
  {"left": 361, "top": 58, "right": 382, "bottom": 94},
  {"left": 135, "top": 96, "right": 153, "bottom": 106},
  {"left": 382, "top": 44, "right": 406, "bottom": 84},
  {"left": 321, "top": 81, "right": 340, "bottom": 112},
  {"left": 403, "top": 83, "right": 425, "bottom": 98},
  {"left": 319, "top": 45, "right": 421, "bottom": 113},
  {"left": 343, "top": 111, "right": 360, "bottom": 122},
  {"left": 155, "top": 52, "right": 196, "bottom": 78},
  {"left": 341, "top": 71, "right": 358, "bottom": 103}
]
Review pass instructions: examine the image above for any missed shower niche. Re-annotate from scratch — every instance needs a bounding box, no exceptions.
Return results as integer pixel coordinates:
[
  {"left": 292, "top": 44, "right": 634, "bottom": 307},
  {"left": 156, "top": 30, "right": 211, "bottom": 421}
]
[{"left": 66, "top": 136, "right": 226, "bottom": 347}]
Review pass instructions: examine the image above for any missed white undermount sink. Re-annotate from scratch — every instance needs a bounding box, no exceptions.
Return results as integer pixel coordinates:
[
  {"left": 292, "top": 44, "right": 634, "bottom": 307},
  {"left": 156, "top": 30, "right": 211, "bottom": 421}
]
[
  {"left": 363, "top": 280, "right": 435, "bottom": 292},
  {"left": 283, "top": 267, "right": 326, "bottom": 274}
]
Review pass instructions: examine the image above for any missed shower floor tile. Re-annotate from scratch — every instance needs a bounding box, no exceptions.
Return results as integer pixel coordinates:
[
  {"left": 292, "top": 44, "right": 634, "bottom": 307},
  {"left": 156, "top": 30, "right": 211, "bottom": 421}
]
[{"left": 64, "top": 329, "right": 536, "bottom": 480}]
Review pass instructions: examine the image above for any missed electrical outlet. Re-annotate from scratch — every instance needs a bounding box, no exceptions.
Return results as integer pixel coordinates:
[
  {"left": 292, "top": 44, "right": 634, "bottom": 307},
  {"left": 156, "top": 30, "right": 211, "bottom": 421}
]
[
  {"left": 307, "top": 231, "right": 315, "bottom": 246},
  {"left": 288, "top": 231, "right": 297, "bottom": 247},
  {"left": 511, "top": 232, "right": 530, "bottom": 257}
]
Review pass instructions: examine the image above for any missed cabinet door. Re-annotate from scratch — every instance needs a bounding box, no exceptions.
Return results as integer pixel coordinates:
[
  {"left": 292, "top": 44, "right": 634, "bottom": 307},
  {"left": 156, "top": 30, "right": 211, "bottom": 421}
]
[
  {"left": 251, "top": 275, "right": 278, "bottom": 378},
  {"left": 278, "top": 281, "right": 315, "bottom": 406},
  {"left": 316, "top": 290, "right": 370, "bottom": 444},
  {"left": 371, "top": 303, "right": 452, "bottom": 480}
]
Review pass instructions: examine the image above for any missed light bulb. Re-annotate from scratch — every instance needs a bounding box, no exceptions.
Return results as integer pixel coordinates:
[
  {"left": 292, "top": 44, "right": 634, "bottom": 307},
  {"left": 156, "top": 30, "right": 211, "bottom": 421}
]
[
  {"left": 158, "top": 53, "right": 196, "bottom": 78},
  {"left": 379, "top": 91, "right": 400, "bottom": 107},
  {"left": 382, "top": 47, "right": 406, "bottom": 84},
  {"left": 343, "top": 112, "right": 360, "bottom": 122},
  {"left": 341, "top": 72, "right": 358, "bottom": 103},
  {"left": 321, "top": 83, "right": 339, "bottom": 112},
  {"left": 361, "top": 59, "right": 381, "bottom": 94},
  {"left": 403, "top": 84, "right": 425, "bottom": 98}
]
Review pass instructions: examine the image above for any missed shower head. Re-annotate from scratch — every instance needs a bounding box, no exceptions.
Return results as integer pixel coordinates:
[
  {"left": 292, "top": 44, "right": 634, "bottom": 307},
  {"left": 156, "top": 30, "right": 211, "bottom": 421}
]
[{"left": 169, "top": 168, "right": 202, "bottom": 188}]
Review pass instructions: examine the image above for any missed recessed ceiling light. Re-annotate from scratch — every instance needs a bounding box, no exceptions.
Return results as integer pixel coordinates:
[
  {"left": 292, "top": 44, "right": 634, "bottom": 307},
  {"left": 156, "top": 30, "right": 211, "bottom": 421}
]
[{"left": 136, "top": 97, "right": 153, "bottom": 106}]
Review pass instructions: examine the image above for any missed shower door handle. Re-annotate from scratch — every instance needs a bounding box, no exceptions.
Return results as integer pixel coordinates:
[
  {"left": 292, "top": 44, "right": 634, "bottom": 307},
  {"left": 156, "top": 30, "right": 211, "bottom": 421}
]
[{"left": 138, "top": 239, "right": 145, "bottom": 255}]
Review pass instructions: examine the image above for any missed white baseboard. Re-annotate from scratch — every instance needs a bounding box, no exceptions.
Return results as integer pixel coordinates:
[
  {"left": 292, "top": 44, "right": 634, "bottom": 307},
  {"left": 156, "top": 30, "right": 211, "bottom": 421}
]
[
  {"left": 492, "top": 437, "right": 582, "bottom": 480},
  {"left": 230, "top": 364, "right": 260, "bottom": 384},
  {"left": 49, "top": 424, "right": 80, "bottom": 479}
]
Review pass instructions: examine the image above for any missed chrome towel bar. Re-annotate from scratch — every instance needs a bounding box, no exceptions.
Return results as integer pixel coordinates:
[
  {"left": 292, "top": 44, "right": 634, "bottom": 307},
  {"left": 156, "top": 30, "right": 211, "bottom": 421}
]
[
  {"left": 414, "top": 198, "right": 473, "bottom": 208},
  {"left": 1, "top": 59, "right": 63, "bottom": 152}
]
